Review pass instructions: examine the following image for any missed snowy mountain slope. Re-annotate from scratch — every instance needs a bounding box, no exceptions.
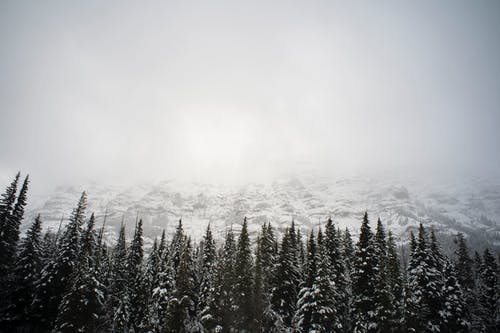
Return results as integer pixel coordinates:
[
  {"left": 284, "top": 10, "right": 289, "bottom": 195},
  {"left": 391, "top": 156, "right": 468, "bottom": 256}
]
[{"left": 23, "top": 175, "right": 500, "bottom": 250}]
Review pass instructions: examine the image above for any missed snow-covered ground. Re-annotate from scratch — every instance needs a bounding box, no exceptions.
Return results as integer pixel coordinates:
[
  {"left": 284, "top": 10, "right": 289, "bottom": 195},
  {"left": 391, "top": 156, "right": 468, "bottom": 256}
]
[{"left": 23, "top": 174, "right": 500, "bottom": 250}]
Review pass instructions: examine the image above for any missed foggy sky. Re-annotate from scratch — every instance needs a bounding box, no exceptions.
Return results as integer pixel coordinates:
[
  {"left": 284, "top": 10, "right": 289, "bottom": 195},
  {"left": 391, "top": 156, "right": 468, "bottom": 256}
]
[{"left": 1, "top": 0, "right": 500, "bottom": 193}]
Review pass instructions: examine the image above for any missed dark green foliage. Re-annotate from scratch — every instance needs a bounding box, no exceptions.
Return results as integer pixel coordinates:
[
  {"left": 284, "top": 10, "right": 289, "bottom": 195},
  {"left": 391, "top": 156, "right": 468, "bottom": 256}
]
[
  {"left": 53, "top": 213, "right": 105, "bottom": 332},
  {"left": 31, "top": 192, "right": 87, "bottom": 330},
  {"left": 352, "top": 212, "right": 378, "bottom": 333},
  {"left": 270, "top": 225, "right": 301, "bottom": 328},
  {"left": 2, "top": 214, "right": 42, "bottom": 330},
  {"left": 0, "top": 175, "right": 497, "bottom": 333},
  {"left": 127, "top": 219, "right": 147, "bottom": 331},
  {"left": 233, "top": 218, "right": 254, "bottom": 331},
  {"left": 440, "top": 259, "right": 469, "bottom": 333},
  {"left": 477, "top": 249, "right": 499, "bottom": 333}
]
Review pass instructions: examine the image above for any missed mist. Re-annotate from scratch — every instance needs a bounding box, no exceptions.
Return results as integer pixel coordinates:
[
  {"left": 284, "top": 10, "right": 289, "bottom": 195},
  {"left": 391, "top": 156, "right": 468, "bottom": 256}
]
[{"left": 1, "top": 0, "right": 500, "bottom": 194}]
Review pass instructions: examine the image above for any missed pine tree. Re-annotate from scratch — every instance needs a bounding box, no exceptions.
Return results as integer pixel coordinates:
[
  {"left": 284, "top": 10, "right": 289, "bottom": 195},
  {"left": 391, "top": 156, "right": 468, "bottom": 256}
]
[
  {"left": 167, "top": 239, "right": 200, "bottom": 332},
  {"left": 31, "top": 192, "right": 87, "bottom": 330},
  {"left": 2, "top": 214, "right": 43, "bottom": 331},
  {"left": 233, "top": 217, "right": 254, "bottom": 331},
  {"left": 454, "top": 233, "right": 474, "bottom": 292},
  {"left": 386, "top": 231, "right": 404, "bottom": 332},
  {"left": 105, "top": 222, "right": 130, "bottom": 332},
  {"left": 53, "top": 213, "right": 105, "bottom": 332},
  {"left": 440, "top": 258, "right": 469, "bottom": 333},
  {"left": 453, "top": 233, "right": 474, "bottom": 329},
  {"left": 259, "top": 222, "right": 278, "bottom": 331},
  {"left": 127, "top": 219, "right": 147, "bottom": 331},
  {"left": 253, "top": 235, "right": 264, "bottom": 333},
  {"left": 212, "top": 227, "right": 237, "bottom": 332},
  {"left": 324, "top": 217, "right": 348, "bottom": 332},
  {"left": 170, "top": 219, "right": 186, "bottom": 274},
  {"left": 199, "top": 224, "right": 218, "bottom": 331},
  {"left": 310, "top": 228, "right": 339, "bottom": 332},
  {"left": 295, "top": 230, "right": 317, "bottom": 332},
  {"left": 0, "top": 172, "right": 19, "bottom": 232},
  {"left": 270, "top": 225, "right": 301, "bottom": 329},
  {"left": 351, "top": 212, "right": 378, "bottom": 333},
  {"left": 373, "top": 218, "right": 393, "bottom": 333},
  {"left": 477, "top": 249, "right": 498, "bottom": 333},
  {"left": 0, "top": 173, "right": 25, "bottom": 319},
  {"left": 405, "top": 224, "right": 444, "bottom": 333}
]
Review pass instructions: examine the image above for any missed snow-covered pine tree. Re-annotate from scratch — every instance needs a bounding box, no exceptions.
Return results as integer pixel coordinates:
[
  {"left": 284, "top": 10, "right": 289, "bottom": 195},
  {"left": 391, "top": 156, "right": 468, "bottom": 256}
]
[
  {"left": 127, "top": 218, "right": 148, "bottom": 331},
  {"left": 140, "top": 237, "right": 161, "bottom": 330},
  {"left": 104, "top": 222, "right": 129, "bottom": 332},
  {"left": 253, "top": 234, "right": 264, "bottom": 332},
  {"left": 270, "top": 224, "right": 301, "bottom": 330},
  {"left": 199, "top": 224, "right": 218, "bottom": 331},
  {"left": 386, "top": 231, "right": 404, "bottom": 332},
  {"left": 0, "top": 173, "right": 27, "bottom": 321},
  {"left": 439, "top": 258, "right": 469, "bottom": 333},
  {"left": 170, "top": 219, "right": 186, "bottom": 274},
  {"left": 255, "top": 222, "right": 277, "bottom": 331},
  {"left": 405, "top": 224, "right": 444, "bottom": 333},
  {"left": 373, "top": 218, "right": 393, "bottom": 333},
  {"left": 295, "top": 230, "right": 317, "bottom": 332},
  {"left": 144, "top": 248, "right": 174, "bottom": 333},
  {"left": 324, "top": 217, "right": 348, "bottom": 332},
  {"left": 477, "top": 248, "right": 499, "bottom": 333},
  {"left": 2, "top": 214, "right": 42, "bottom": 331},
  {"left": 233, "top": 217, "right": 254, "bottom": 332},
  {"left": 212, "top": 227, "right": 236, "bottom": 333},
  {"left": 454, "top": 233, "right": 474, "bottom": 292},
  {"left": 341, "top": 226, "right": 355, "bottom": 331},
  {"left": 453, "top": 233, "right": 474, "bottom": 327},
  {"left": 31, "top": 192, "right": 87, "bottom": 331},
  {"left": 309, "top": 228, "right": 339, "bottom": 332},
  {"left": 0, "top": 172, "right": 19, "bottom": 233},
  {"left": 53, "top": 213, "right": 105, "bottom": 332},
  {"left": 167, "top": 238, "right": 201, "bottom": 332},
  {"left": 351, "top": 212, "right": 378, "bottom": 333}
]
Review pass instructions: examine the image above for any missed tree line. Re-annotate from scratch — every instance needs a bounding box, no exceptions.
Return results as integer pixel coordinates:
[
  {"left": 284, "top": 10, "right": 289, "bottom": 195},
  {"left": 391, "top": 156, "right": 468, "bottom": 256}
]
[{"left": 0, "top": 172, "right": 498, "bottom": 333}]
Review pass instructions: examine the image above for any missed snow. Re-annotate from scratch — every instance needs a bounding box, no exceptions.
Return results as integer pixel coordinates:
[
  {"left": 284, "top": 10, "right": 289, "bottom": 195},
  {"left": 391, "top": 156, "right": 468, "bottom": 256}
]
[{"left": 23, "top": 174, "right": 500, "bottom": 249}]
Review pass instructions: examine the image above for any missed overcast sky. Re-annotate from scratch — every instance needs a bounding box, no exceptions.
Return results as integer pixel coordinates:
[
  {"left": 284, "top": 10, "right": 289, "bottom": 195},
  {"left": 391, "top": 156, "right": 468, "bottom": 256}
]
[{"left": 1, "top": 0, "right": 500, "bottom": 193}]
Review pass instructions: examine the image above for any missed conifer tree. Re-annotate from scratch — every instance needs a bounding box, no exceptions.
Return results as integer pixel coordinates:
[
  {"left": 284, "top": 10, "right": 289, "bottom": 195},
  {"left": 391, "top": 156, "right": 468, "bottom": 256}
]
[
  {"left": 352, "top": 212, "right": 378, "bottom": 333},
  {"left": 144, "top": 251, "right": 174, "bottom": 333},
  {"left": 477, "top": 248, "right": 498, "bottom": 333},
  {"left": 386, "top": 231, "right": 404, "bottom": 332},
  {"left": 270, "top": 225, "right": 301, "bottom": 328},
  {"left": 53, "top": 213, "right": 105, "bottom": 332},
  {"left": 199, "top": 224, "right": 218, "bottom": 331},
  {"left": 31, "top": 192, "right": 87, "bottom": 330},
  {"left": 405, "top": 224, "right": 444, "bottom": 333},
  {"left": 233, "top": 217, "right": 254, "bottom": 331},
  {"left": 295, "top": 230, "right": 317, "bottom": 332},
  {"left": 373, "top": 218, "right": 393, "bottom": 332},
  {"left": 107, "top": 223, "right": 130, "bottom": 333},
  {"left": 170, "top": 219, "right": 186, "bottom": 274},
  {"left": 127, "top": 219, "right": 147, "bottom": 331},
  {"left": 167, "top": 239, "right": 200, "bottom": 332},
  {"left": 212, "top": 227, "right": 236, "bottom": 332},
  {"left": 309, "top": 228, "right": 339, "bottom": 332},
  {"left": 253, "top": 235, "right": 264, "bottom": 333},
  {"left": 0, "top": 173, "right": 25, "bottom": 317},
  {"left": 258, "top": 222, "right": 279, "bottom": 331},
  {"left": 342, "top": 227, "right": 355, "bottom": 273},
  {"left": 324, "top": 217, "right": 348, "bottom": 332},
  {"left": 0, "top": 172, "right": 19, "bottom": 232},
  {"left": 440, "top": 258, "right": 469, "bottom": 333},
  {"left": 2, "top": 214, "right": 42, "bottom": 330}
]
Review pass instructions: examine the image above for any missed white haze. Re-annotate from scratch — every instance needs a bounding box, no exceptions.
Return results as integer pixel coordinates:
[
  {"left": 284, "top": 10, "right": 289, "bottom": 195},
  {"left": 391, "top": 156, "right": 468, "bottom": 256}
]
[{"left": 1, "top": 0, "right": 500, "bottom": 194}]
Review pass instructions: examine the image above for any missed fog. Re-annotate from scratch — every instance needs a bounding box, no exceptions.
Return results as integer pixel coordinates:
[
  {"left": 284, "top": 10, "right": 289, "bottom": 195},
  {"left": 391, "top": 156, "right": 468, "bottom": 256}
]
[{"left": 1, "top": 0, "right": 500, "bottom": 194}]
